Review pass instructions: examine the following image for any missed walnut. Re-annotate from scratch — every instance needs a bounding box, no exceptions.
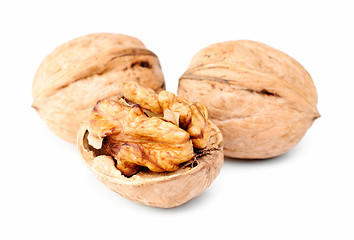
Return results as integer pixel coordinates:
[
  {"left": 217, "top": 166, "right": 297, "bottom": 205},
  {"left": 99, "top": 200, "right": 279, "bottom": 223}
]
[
  {"left": 32, "top": 33, "right": 165, "bottom": 143},
  {"left": 77, "top": 83, "right": 223, "bottom": 208},
  {"left": 178, "top": 40, "right": 320, "bottom": 159}
]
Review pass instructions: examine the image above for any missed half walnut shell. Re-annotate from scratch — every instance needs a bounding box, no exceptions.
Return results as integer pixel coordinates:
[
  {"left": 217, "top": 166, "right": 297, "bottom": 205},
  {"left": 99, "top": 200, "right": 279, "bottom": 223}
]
[{"left": 77, "top": 120, "right": 223, "bottom": 208}]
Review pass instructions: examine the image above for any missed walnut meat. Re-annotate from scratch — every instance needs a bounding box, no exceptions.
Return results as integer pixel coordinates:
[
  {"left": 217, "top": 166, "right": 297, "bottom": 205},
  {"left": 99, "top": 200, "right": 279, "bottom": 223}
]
[
  {"left": 77, "top": 82, "right": 223, "bottom": 208},
  {"left": 88, "top": 99, "right": 194, "bottom": 177},
  {"left": 178, "top": 40, "right": 320, "bottom": 159},
  {"left": 32, "top": 33, "right": 165, "bottom": 143}
]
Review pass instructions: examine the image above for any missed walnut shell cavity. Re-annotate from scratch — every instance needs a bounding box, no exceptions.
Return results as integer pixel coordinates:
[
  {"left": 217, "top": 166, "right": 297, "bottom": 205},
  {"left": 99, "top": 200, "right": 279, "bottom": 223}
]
[
  {"left": 32, "top": 33, "right": 165, "bottom": 143},
  {"left": 178, "top": 40, "right": 320, "bottom": 159},
  {"left": 78, "top": 120, "right": 223, "bottom": 208}
]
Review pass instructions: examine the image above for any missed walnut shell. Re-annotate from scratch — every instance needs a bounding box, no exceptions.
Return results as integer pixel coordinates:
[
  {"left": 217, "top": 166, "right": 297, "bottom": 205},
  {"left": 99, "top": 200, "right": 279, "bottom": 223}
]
[
  {"left": 32, "top": 33, "right": 165, "bottom": 143},
  {"left": 77, "top": 121, "right": 223, "bottom": 208},
  {"left": 178, "top": 40, "right": 320, "bottom": 159}
]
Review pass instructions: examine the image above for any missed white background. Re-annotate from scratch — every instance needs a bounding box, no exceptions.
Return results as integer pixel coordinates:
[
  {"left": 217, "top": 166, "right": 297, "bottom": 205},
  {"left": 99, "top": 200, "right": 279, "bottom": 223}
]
[{"left": 1, "top": 0, "right": 353, "bottom": 239}]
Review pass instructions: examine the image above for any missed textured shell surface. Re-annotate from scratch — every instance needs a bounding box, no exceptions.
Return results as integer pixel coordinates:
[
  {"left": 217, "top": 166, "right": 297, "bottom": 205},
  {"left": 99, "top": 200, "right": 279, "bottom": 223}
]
[
  {"left": 32, "top": 33, "right": 165, "bottom": 143},
  {"left": 178, "top": 40, "right": 319, "bottom": 159}
]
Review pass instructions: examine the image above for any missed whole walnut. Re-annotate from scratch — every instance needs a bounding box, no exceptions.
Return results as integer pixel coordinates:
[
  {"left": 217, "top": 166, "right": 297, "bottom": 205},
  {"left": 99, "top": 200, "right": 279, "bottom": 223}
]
[
  {"left": 178, "top": 40, "right": 320, "bottom": 159},
  {"left": 32, "top": 33, "right": 165, "bottom": 143},
  {"left": 77, "top": 82, "right": 223, "bottom": 208}
]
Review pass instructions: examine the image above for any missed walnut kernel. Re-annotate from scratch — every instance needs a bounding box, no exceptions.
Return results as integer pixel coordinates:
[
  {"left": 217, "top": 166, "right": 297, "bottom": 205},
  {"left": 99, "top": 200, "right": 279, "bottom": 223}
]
[{"left": 78, "top": 83, "right": 223, "bottom": 208}]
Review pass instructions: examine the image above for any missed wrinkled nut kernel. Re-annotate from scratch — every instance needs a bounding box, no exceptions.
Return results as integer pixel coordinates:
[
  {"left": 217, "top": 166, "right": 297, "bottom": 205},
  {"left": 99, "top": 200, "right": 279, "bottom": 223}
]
[
  {"left": 88, "top": 99, "right": 194, "bottom": 177},
  {"left": 32, "top": 33, "right": 165, "bottom": 143},
  {"left": 77, "top": 82, "right": 223, "bottom": 208},
  {"left": 121, "top": 81, "right": 211, "bottom": 149},
  {"left": 178, "top": 40, "right": 320, "bottom": 159}
]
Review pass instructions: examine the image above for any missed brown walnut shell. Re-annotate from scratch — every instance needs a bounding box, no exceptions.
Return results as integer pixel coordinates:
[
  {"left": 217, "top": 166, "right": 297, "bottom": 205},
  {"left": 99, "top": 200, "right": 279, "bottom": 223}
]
[
  {"left": 178, "top": 40, "right": 320, "bottom": 159},
  {"left": 77, "top": 120, "right": 223, "bottom": 208},
  {"left": 32, "top": 33, "right": 165, "bottom": 143}
]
